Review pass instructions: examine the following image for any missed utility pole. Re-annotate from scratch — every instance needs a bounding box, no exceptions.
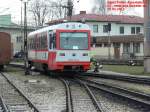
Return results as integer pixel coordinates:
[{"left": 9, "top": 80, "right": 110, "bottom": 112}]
[
  {"left": 23, "top": 0, "right": 29, "bottom": 75},
  {"left": 61, "top": 0, "right": 73, "bottom": 20},
  {"left": 144, "top": 0, "right": 150, "bottom": 73},
  {"left": 67, "top": 0, "right": 73, "bottom": 18},
  {"left": 20, "top": 0, "right": 23, "bottom": 51}
]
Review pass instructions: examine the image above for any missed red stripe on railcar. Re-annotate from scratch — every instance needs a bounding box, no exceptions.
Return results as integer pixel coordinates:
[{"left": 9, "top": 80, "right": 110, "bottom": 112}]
[
  {"left": 48, "top": 51, "right": 57, "bottom": 70},
  {"left": 50, "top": 61, "right": 90, "bottom": 71},
  {"left": 32, "top": 60, "right": 48, "bottom": 64}
]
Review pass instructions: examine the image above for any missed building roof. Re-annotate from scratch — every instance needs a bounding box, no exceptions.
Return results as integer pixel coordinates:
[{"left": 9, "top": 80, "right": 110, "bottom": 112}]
[
  {"left": 0, "top": 14, "right": 36, "bottom": 30},
  {"left": 48, "top": 12, "right": 144, "bottom": 25}
]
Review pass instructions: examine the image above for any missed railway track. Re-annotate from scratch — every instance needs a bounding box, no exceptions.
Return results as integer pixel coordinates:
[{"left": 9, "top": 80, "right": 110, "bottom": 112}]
[
  {"left": 75, "top": 79, "right": 105, "bottom": 112},
  {"left": 9, "top": 63, "right": 150, "bottom": 84},
  {"left": 5, "top": 65, "right": 150, "bottom": 111},
  {"left": 0, "top": 96, "right": 9, "bottom": 112},
  {"left": 81, "top": 72, "right": 150, "bottom": 85},
  {"left": 59, "top": 78, "right": 74, "bottom": 112},
  {"left": 0, "top": 72, "right": 40, "bottom": 112},
  {"left": 60, "top": 77, "right": 106, "bottom": 112},
  {"left": 77, "top": 76, "right": 150, "bottom": 109}
]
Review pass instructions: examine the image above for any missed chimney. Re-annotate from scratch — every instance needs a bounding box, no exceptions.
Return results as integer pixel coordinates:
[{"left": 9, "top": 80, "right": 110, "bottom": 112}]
[{"left": 80, "top": 11, "right": 86, "bottom": 14}]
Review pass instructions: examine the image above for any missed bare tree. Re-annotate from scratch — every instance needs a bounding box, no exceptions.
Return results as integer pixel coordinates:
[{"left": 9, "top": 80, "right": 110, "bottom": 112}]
[
  {"left": 49, "top": 0, "right": 75, "bottom": 19},
  {"left": 92, "top": 0, "right": 106, "bottom": 15},
  {"left": 50, "top": 0, "right": 67, "bottom": 19},
  {"left": 29, "top": 0, "right": 50, "bottom": 27},
  {"left": 29, "top": 0, "right": 75, "bottom": 27}
]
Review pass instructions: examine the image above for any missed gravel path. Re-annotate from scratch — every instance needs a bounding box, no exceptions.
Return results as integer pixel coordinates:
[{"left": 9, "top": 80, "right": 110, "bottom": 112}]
[
  {"left": 5, "top": 67, "right": 66, "bottom": 112},
  {"left": 91, "top": 88, "right": 150, "bottom": 112},
  {"left": 4, "top": 66, "right": 150, "bottom": 112},
  {"left": 0, "top": 73, "right": 34, "bottom": 112}
]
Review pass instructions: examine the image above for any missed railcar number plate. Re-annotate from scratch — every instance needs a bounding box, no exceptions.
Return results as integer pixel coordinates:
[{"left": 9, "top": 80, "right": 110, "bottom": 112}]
[{"left": 68, "top": 59, "right": 79, "bottom": 61}]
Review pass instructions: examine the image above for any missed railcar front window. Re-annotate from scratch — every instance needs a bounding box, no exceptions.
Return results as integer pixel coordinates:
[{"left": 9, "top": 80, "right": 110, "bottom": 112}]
[{"left": 60, "top": 32, "right": 88, "bottom": 50}]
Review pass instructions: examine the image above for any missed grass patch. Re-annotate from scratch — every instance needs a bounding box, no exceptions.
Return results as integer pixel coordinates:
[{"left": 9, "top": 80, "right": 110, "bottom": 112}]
[
  {"left": 11, "top": 58, "right": 24, "bottom": 63},
  {"left": 102, "top": 65, "right": 150, "bottom": 76}
]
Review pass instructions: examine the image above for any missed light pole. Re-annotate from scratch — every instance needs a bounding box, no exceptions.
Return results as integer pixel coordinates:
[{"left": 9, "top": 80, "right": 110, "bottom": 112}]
[
  {"left": 108, "top": 31, "right": 111, "bottom": 60},
  {"left": 20, "top": 0, "right": 23, "bottom": 51},
  {"left": 23, "top": 0, "right": 30, "bottom": 75},
  {"left": 108, "top": 23, "right": 111, "bottom": 60}
]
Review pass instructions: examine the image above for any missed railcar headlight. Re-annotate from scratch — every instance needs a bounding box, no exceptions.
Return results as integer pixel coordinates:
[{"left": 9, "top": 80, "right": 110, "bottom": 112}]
[{"left": 59, "top": 53, "right": 65, "bottom": 56}]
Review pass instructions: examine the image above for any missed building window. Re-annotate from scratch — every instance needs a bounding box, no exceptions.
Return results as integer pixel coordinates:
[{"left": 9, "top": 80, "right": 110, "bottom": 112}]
[
  {"left": 136, "top": 27, "right": 141, "bottom": 34},
  {"left": 93, "top": 37, "right": 96, "bottom": 44},
  {"left": 103, "top": 25, "right": 108, "bottom": 33},
  {"left": 16, "top": 36, "right": 22, "bottom": 43},
  {"left": 131, "top": 27, "right": 135, "bottom": 34},
  {"left": 113, "top": 43, "right": 120, "bottom": 48},
  {"left": 133, "top": 43, "right": 140, "bottom": 53},
  {"left": 96, "top": 44, "right": 102, "bottom": 47},
  {"left": 104, "top": 43, "right": 108, "bottom": 47},
  {"left": 120, "top": 26, "right": 124, "bottom": 34},
  {"left": 93, "top": 25, "right": 98, "bottom": 33},
  {"left": 123, "top": 43, "right": 130, "bottom": 53}
]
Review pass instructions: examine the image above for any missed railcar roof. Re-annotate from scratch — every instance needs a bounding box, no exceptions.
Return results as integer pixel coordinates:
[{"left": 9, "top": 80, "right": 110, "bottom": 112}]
[{"left": 28, "top": 22, "right": 90, "bottom": 37}]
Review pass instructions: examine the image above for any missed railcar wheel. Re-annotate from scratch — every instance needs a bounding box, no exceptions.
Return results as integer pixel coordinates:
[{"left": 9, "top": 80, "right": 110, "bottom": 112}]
[
  {"left": 43, "top": 64, "right": 49, "bottom": 74},
  {"left": 28, "top": 61, "right": 33, "bottom": 69}
]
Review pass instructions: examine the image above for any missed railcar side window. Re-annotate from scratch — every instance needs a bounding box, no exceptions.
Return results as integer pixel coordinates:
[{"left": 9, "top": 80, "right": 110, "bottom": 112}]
[
  {"left": 53, "top": 33, "right": 56, "bottom": 49},
  {"left": 33, "top": 37, "right": 36, "bottom": 50},
  {"left": 39, "top": 35, "right": 41, "bottom": 49},
  {"left": 41, "top": 33, "right": 47, "bottom": 50},
  {"left": 49, "top": 32, "right": 56, "bottom": 49},
  {"left": 49, "top": 33, "right": 52, "bottom": 49}
]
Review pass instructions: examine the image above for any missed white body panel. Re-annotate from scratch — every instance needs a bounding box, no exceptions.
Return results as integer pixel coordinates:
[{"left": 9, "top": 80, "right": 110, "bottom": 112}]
[
  {"left": 28, "top": 51, "right": 36, "bottom": 60},
  {"left": 28, "top": 50, "right": 90, "bottom": 62},
  {"left": 28, "top": 22, "right": 90, "bottom": 37},
  {"left": 56, "top": 50, "right": 90, "bottom": 62},
  {"left": 28, "top": 51, "right": 48, "bottom": 60}
]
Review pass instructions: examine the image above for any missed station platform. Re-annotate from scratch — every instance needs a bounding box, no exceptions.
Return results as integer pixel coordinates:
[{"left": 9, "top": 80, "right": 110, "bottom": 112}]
[
  {"left": 87, "top": 69, "right": 150, "bottom": 79},
  {"left": 8, "top": 62, "right": 150, "bottom": 80},
  {"left": 9, "top": 62, "right": 24, "bottom": 67}
]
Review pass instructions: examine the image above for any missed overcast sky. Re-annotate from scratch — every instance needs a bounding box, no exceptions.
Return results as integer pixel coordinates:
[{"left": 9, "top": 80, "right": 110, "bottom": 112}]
[{"left": 0, "top": 0, "right": 144, "bottom": 24}]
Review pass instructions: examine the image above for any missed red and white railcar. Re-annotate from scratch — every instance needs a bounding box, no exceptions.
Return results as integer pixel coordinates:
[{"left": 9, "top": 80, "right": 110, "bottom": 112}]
[{"left": 28, "top": 22, "right": 91, "bottom": 72}]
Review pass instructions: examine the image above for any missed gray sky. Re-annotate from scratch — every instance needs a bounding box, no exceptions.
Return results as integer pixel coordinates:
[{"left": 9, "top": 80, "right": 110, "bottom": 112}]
[{"left": 0, "top": 0, "right": 144, "bottom": 24}]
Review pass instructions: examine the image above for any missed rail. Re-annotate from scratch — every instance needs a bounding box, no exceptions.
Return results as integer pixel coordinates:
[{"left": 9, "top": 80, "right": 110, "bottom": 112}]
[
  {"left": 0, "top": 72, "right": 41, "bottom": 112},
  {"left": 0, "top": 96, "right": 9, "bottom": 112},
  {"left": 77, "top": 76, "right": 150, "bottom": 107},
  {"left": 59, "top": 78, "right": 74, "bottom": 112},
  {"left": 75, "top": 79, "right": 106, "bottom": 112}
]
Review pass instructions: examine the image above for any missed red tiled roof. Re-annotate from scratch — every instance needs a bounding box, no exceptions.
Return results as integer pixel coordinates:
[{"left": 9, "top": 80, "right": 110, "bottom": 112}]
[{"left": 48, "top": 13, "right": 144, "bottom": 25}]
